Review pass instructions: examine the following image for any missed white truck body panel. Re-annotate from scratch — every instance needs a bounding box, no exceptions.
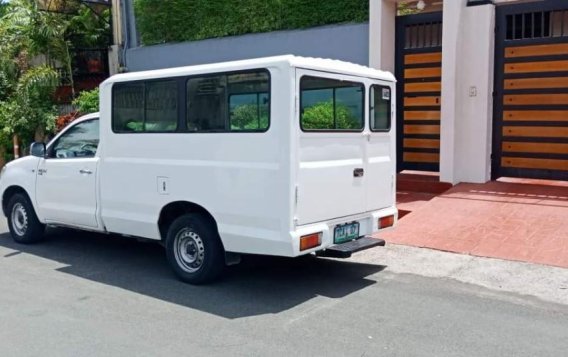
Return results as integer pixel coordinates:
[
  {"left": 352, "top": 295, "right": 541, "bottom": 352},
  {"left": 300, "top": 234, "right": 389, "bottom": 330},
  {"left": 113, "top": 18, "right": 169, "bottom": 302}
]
[{"left": 0, "top": 55, "right": 397, "bottom": 258}]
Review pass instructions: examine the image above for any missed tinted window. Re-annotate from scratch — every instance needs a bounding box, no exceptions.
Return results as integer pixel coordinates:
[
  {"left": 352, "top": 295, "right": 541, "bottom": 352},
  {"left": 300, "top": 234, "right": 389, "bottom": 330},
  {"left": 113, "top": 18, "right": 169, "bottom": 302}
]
[
  {"left": 370, "top": 85, "right": 391, "bottom": 132},
  {"left": 113, "top": 83, "right": 144, "bottom": 132},
  {"left": 300, "top": 76, "right": 364, "bottom": 131},
  {"left": 112, "top": 80, "right": 178, "bottom": 133},
  {"left": 51, "top": 119, "right": 99, "bottom": 159},
  {"left": 187, "top": 70, "right": 269, "bottom": 132},
  {"left": 145, "top": 81, "right": 178, "bottom": 132}
]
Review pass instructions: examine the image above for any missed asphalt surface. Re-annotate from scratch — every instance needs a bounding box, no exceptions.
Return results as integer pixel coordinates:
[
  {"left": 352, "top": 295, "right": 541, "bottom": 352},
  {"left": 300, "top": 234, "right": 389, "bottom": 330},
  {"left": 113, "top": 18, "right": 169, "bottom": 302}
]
[{"left": 0, "top": 218, "right": 567, "bottom": 357}]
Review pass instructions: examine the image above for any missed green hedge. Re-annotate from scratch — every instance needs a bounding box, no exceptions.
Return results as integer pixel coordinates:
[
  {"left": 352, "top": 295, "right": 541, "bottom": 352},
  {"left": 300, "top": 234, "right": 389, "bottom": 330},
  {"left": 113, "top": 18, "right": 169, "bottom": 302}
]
[{"left": 134, "top": 0, "right": 369, "bottom": 46}]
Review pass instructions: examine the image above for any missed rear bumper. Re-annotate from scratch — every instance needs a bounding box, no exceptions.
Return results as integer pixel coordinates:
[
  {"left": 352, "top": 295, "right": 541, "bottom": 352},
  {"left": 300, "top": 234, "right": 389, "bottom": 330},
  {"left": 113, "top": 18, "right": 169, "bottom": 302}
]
[
  {"left": 316, "top": 236, "right": 386, "bottom": 258},
  {"left": 290, "top": 206, "right": 397, "bottom": 257}
]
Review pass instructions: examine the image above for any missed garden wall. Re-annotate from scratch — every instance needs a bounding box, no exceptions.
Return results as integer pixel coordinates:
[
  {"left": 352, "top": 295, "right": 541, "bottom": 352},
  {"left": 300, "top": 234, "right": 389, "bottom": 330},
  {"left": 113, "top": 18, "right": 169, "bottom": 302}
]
[
  {"left": 134, "top": 0, "right": 369, "bottom": 45},
  {"left": 125, "top": 23, "right": 369, "bottom": 71}
]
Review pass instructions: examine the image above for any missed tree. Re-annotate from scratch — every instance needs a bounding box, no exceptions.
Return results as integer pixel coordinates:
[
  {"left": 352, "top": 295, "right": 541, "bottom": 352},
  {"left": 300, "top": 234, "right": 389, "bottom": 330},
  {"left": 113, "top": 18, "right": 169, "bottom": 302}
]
[
  {"left": 0, "top": 0, "right": 60, "bottom": 158},
  {"left": 0, "top": 0, "right": 110, "bottom": 162},
  {"left": 0, "top": 1, "right": 7, "bottom": 18}
]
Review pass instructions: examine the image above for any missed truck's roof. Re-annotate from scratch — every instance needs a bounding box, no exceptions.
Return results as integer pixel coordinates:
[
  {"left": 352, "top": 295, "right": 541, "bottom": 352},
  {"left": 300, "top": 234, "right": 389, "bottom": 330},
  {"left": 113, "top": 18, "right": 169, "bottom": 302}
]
[{"left": 104, "top": 55, "right": 396, "bottom": 84}]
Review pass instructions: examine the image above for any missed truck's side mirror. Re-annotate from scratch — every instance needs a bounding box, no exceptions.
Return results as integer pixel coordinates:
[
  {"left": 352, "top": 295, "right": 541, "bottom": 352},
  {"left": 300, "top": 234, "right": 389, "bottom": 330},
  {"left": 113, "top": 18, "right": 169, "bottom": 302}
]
[{"left": 30, "top": 142, "right": 46, "bottom": 158}]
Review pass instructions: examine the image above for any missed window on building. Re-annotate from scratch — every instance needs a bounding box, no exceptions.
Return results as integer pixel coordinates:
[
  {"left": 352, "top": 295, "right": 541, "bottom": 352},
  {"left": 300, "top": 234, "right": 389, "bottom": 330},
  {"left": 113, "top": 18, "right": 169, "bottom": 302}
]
[
  {"left": 300, "top": 76, "right": 364, "bottom": 131},
  {"left": 187, "top": 70, "right": 270, "bottom": 132},
  {"left": 370, "top": 85, "right": 391, "bottom": 132}
]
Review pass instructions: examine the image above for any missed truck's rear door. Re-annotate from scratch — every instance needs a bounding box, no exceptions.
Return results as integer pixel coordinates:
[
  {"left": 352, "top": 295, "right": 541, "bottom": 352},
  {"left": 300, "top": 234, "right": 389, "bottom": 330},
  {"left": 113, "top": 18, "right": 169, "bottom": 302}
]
[
  {"left": 365, "top": 84, "right": 396, "bottom": 212},
  {"left": 295, "top": 69, "right": 368, "bottom": 226}
]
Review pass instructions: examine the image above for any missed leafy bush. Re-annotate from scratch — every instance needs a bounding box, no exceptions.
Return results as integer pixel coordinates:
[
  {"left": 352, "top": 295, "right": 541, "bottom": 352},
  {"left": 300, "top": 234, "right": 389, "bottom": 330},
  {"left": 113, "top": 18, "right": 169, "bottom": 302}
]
[
  {"left": 134, "top": 0, "right": 369, "bottom": 45},
  {"left": 230, "top": 104, "right": 269, "bottom": 130},
  {"left": 72, "top": 88, "right": 99, "bottom": 114},
  {"left": 302, "top": 101, "right": 360, "bottom": 130}
]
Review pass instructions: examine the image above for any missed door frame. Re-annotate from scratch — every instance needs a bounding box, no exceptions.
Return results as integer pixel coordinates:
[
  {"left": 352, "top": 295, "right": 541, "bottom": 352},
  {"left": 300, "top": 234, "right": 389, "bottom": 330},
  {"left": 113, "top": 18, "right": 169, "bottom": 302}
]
[{"left": 395, "top": 11, "right": 443, "bottom": 173}]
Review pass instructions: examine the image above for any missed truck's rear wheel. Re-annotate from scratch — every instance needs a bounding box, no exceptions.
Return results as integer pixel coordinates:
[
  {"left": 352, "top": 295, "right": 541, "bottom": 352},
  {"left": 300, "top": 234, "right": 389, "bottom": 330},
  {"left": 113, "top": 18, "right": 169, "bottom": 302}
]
[
  {"left": 165, "top": 213, "right": 225, "bottom": 284},
  {"left": 7, "top": 193, "right": 45, "bottom": 244}
]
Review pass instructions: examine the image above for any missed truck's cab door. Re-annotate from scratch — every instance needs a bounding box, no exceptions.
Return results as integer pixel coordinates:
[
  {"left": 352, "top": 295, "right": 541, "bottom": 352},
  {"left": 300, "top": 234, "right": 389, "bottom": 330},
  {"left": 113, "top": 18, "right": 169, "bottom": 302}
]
[{"left": 36, "top": 118, "right": 100, "bottom": 229}]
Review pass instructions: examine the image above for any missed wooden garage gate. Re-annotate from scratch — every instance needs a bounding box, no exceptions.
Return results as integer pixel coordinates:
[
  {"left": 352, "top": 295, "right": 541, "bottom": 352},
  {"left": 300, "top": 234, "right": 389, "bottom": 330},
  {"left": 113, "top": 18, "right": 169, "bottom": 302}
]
[
  {"left": 493, "top": 0, "right": 568, "bottom": 180},
  {"left": 395, "top": 12, "right": 443, "bottom": 172}
]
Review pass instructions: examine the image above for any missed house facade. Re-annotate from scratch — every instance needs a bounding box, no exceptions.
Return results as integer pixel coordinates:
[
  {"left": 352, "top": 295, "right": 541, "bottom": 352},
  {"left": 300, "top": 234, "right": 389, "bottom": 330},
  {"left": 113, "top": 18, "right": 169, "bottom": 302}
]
[{"left": 112, "top": 0, "right": 568, "bottom": 184}]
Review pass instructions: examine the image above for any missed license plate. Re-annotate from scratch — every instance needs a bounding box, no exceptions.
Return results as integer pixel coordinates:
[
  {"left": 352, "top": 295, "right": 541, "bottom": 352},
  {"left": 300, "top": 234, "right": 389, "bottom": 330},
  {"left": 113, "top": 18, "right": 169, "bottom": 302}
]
[{"left": 334, "top": 222, "right": 360, "bottom": 244}]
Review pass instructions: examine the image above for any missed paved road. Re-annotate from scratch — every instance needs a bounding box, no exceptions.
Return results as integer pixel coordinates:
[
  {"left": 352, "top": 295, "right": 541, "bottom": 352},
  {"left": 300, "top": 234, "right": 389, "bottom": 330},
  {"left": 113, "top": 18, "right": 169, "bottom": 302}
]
[{"left": 0, "top": 219, "right": 567, "bottom": 357}]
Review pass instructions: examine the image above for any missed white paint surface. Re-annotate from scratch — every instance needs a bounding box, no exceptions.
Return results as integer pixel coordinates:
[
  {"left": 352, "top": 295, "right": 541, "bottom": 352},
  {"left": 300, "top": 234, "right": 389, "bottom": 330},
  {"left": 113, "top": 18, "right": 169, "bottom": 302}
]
[
  {"left": 441, "top": 1, "right": 496, "bottom": 184},
  {"left": 0, "top": 56, "right": 398, "bottom": 259},
  {"left": 369, "top": 0, "right": 397, "bottom": 72}
]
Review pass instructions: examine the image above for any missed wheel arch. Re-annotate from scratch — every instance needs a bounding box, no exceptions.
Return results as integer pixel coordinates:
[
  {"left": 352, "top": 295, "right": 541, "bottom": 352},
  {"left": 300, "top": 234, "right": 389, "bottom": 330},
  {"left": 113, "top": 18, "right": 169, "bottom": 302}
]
[
  {"left": 2, "top": 186, "right": 33, "bottom": 218},
  {"left": 157, "top": 201, "right": 219, "bottom": 242}
]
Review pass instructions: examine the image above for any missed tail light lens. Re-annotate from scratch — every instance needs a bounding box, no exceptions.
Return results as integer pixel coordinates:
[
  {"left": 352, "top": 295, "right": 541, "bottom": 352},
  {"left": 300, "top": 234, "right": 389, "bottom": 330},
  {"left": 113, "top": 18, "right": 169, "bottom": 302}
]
[
  {"left": 300, "top": 232, "right": 322, "bottom": 251},
  {"left": 379, "top": 215, "right": 395, "bottom": 229}
]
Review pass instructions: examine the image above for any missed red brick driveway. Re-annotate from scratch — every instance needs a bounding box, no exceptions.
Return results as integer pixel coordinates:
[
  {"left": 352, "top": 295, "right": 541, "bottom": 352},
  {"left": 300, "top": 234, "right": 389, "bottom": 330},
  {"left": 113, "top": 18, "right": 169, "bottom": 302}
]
[{"left": 381, "top": 181, "right": 568, "bottom": 268}]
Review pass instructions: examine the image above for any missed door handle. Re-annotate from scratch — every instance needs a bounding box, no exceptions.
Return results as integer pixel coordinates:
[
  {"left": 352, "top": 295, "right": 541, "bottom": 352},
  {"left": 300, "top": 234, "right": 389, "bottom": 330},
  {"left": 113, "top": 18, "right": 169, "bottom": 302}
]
[
  {"left": 79, "top": 169, "right": 93, "bottom": 175},
  {"left": 353, "top": 168, "right": 364, "bottom": 177}
]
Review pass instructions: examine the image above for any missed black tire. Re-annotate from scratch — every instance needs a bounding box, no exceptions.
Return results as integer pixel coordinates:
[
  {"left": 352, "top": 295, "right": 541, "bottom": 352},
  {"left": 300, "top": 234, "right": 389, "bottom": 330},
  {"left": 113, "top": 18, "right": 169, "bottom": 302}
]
[
  {"left": 165, "top": 213, "right": 225, "bottom": 284},
  {"left": 6, "top": 193, "right": 45, "bottom": 244}
]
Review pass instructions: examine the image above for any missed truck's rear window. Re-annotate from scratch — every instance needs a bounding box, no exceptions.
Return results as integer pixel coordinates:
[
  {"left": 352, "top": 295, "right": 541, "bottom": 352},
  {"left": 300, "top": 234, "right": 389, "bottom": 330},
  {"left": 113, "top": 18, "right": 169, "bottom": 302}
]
[
  {"left": 300, "top": 76, "right": 364, "bottom": 132},
  {"left": 370, "top": 85, "right": 391, "bottom": 132}
]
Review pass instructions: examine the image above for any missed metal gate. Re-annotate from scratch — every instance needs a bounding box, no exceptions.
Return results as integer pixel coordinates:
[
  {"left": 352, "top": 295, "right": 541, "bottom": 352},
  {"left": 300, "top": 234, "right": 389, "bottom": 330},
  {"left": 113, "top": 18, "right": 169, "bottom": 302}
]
[
  {"left": 395, "top": 12, "right": 443, "bottom": 172},
  {"left": 493, "top": 0, "right": 568, "bottom": 180}
]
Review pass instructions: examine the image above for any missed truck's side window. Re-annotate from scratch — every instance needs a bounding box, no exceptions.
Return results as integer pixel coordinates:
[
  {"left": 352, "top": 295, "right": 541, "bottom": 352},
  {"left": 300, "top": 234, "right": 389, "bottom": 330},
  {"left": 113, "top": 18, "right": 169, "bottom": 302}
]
[
  {"left": 113, "top": 83, "right": 144, "bottom": 132},
  {"left": 112, "top": 80, "right": 178, "bottom": 133},
  {"left": 50, "top": 119, "right": 99, "bottom": 159},
  {"left": 145, "top": 81, "right": 178, "bottom": 132},
  {"left": 300, "top": 76, "right": 364, "bottom": 131},
  {"left": 370, "top": 85, "right": 391, "bottom": 132},
  {"left": 187, "top": 70, "right": 270, "bottom": 132}
]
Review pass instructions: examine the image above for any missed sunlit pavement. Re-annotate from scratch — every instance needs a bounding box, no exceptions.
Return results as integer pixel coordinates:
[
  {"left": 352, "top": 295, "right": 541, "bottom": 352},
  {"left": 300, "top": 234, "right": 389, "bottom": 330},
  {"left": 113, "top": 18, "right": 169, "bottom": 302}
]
[{"left": 0, "top": 218, "right": 567, "bottom": 356}]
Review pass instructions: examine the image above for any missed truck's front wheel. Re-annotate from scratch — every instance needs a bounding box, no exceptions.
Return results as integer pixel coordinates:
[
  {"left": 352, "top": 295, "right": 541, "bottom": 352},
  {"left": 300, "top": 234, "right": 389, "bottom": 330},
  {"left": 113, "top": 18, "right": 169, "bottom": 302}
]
[
  {"left": 7, "top": 193, "right": 45, "bottom": 244},
  {"left": 165, "top": 214, "right": 225, "bottom": 284}
]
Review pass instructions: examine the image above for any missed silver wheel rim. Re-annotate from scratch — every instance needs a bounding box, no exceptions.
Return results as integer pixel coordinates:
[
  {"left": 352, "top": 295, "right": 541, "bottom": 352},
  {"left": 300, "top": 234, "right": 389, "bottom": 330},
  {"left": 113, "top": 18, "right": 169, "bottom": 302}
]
[
  {"left": 11, "top": 203, "right": 28, "bottom": 237},
  {"left": 173, "top": 228, "right": 205, "bottom": 273}
]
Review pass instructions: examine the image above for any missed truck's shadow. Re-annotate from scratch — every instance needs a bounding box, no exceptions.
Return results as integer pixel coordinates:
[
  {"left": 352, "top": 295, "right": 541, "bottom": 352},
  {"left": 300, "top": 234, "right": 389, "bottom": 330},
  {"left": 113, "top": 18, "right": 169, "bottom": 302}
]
[{"left": 0, "top": 228, "right": 385, "bottom": 319}]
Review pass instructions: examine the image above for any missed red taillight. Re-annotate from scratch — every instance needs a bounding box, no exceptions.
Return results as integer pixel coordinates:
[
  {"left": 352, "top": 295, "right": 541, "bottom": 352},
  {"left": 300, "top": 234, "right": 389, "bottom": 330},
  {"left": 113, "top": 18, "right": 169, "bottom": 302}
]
[
  {"left": 300, "top": 232, "right": 322, "bottom": 251},
  {"left": 379, "top": 215, "right": 395, "bottom": 229}
]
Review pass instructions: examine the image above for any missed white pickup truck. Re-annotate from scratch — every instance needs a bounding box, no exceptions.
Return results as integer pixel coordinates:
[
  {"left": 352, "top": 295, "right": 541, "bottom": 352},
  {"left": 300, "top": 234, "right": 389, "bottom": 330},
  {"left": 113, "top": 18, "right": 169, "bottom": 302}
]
[{"left": 0, "top": 56, "right": 397, "bottom": 284}]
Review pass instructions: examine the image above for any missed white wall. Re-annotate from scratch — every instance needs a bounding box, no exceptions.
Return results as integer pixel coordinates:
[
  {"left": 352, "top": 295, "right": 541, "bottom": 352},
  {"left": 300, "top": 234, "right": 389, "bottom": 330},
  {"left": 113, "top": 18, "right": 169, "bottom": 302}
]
[
  {"left": 439, "top": 0, "right": 463, "bottom": 184},
  {"left": 440, "top": 2, "right": 496, "bottom": 184},
  {"left": 369, "top": 0, "right": 397, "bottom": 73}
]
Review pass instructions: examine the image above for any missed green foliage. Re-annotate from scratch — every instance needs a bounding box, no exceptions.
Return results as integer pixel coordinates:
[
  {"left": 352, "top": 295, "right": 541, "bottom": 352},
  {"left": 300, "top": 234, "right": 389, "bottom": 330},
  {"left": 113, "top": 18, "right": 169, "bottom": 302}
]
[
  {"left": 0, "top": 1, "right": 7, "bottom": 18},
  {"left": 68, "top": 7, "right": 111, "bottom": 48},
  {"left": 230, "top": 104, "right": 268, "bottom": 130},
  {"left": 134, "top": 0, "right": 369, "bottom": 46},
  {"left": 0, "top": 0, "right": 61, "bottom": 156},
  {"left": 398, "top": 2, "right": 422, "bottom": 16},
  {"left": 0, "top": 65, "right": 59, "bottom": 137},
  {"left": 73, "top": 88, "right": 99, "bottom": 114},
  {"left": 302, "top": 101, "right": 360, "bottom": 130}
]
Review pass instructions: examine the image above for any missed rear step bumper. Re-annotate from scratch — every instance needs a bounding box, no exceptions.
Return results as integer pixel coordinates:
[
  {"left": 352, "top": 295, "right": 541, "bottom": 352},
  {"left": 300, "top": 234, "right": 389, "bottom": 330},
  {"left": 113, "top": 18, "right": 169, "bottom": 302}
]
[{"left": 315, "top": 236, "right": 386, "bottom": 259}]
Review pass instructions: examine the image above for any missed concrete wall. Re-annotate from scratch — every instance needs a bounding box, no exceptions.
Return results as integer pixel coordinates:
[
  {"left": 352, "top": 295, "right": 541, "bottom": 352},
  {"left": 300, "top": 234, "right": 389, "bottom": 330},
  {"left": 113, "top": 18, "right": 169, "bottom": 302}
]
[
  {"left": 440, "top": 1, "right": 496, "bottom": 184},
  {"left": 369, "top": 0, "right": 396, "bottom": 73},
  {"left": 124, "top": 23, "right": 369, "bottom": 72}
]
